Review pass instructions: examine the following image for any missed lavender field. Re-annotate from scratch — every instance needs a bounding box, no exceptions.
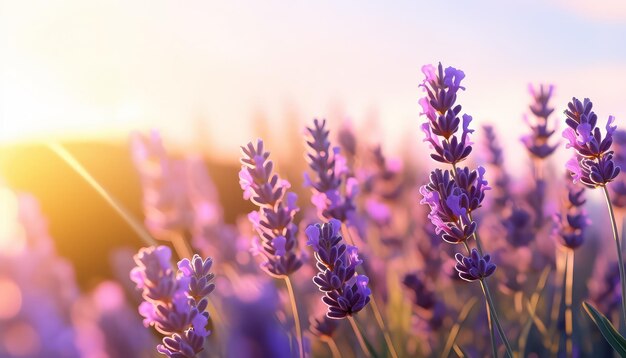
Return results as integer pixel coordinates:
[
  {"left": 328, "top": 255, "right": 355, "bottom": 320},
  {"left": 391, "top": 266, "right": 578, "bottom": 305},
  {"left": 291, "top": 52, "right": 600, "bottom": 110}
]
[{"left": 3, "top": 2, "right": 626, "bottom": 357}]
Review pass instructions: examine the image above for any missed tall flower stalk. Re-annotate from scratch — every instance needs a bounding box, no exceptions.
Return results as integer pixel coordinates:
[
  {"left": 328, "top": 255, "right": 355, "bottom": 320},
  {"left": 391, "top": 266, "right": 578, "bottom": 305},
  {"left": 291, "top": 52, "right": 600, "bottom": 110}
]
[
  {"left": 419, "top": 62, "right": 512, "bottom": 356},
  {"left": 523, "top": 84, "right": 558, "bottom": 228},
  {"left": 304, "top": 119, "right": 399, "bottom": 358},
  {"left": 305, "top": 219, "right": 373, "bottom": 357},
  {"left": 239, "top": 139, "right": 305, "bottom": 357},
  {"left": 562, "top": 97, "right": 624, "bottom": 326},
  {"left": 130, "top": 246, "right": 215, "bottom": 357},
  {"left": 553, "top": 183, "right": 588, "bottom": 355}
]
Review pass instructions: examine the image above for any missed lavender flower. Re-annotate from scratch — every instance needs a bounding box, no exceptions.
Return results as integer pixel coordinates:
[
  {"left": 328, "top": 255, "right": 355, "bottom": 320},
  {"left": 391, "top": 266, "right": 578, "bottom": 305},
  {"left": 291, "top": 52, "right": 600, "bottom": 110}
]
[
  {"left": 305, "top": 219, "right": 371, "bottom": 319},
  {"left": 310, "top": 314, "right": 340, "bottom": 340},
  {"left": 131, "top": 131, "right": 193, "bottom": 239},
  {"left": 402, "top": 273, "right": 447, "bottom": 331},
  {"left": 553, "top": 185, "right": 589, "bottom": 249},
  {"left": 0, "top": 190, "right": 81, "bottom": 357},
  {"left": 130, "top": 246, "right": 213, "bottom": 357},
  {"left": 419, "top": 167, "right": 489, "bottom": 244},
  {"left": 337, "top": 121, "right": 357, "bottom": 160},
  {"left": 419, "top": 62, "right": 474, "bottom": 165},
  {"left": 418, "top": 62, "right": 512, "bottom": 356},
  {"left": 610, "top": 130, "right": 626, "bottom": 207},
  {"left": 522, "top": 84, "right": 559, "bottom": 159},
  {"left": 305, "top": 119, "right": 357, "bottom": 222},
  {"left": 482, "top": 125, "right": 511, "bottom": 209},
  {"left": 502, "top": 206, "right": 535, "bottom": 248},
  {"left": 223, "top": 279, "right": 291, "bottom": 358},
  {"left": 72, "top": 281, "right": 156, "bottom": 358},
  {"left": 563, "top": 98, "right": 620, "bottom": 187},
  {"left": 591, "top": 262, "right": 624, "bottom": 317},
  {"left": 131, "top": 132, "right": 230, "bottom": 264},
  {"left": 178, "top": 255, "right": 216, "bottom": 312},
  {"left": 454, "top": 249, "right": 497, "bottom": 282},
  {"left": 239, "top": 140, "right": 303, "bottom": 277},
  {"left": 402, "top": 273, "right": 436, "bottom": 310}
]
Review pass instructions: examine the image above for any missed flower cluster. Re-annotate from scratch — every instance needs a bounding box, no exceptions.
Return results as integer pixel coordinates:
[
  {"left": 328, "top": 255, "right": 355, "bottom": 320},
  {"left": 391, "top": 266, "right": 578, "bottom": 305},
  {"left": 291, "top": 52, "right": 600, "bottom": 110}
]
[
  {"left": 402, "top": 273, "right": 446, "bottom": 330},
  {"left": 419, "top": 62, "right": 474, "bottom": 165},
  {"left": 239, "top": 140, "right": 303, "bottom": 276},
  {"left": 305, "top": 118, "right": 358, "bottom": 222},
  {"left": 306, "top": 219, "right": 371, "bottom": 319},
  {"left": 130, "top": 246, "right": 214, "bottom": 357},
  {"left": 563, "top": 98, "right": 621, "bottom": 187},
  {"left": 591, "top": 262, "right": 624, "bottom": 317},
  {"left": 610, "top": 130, "right": 626, "bottom": 207},
  {"left": 553, "top": 184, "right": 589, "bottom": 249},
  {"left": 131, "top": 131, "right": 193, "bottom": 238},
  {"left": 502, "top": 206, "right": 535, "bottom": 248},
  {"left": 455, "top": 249, "right": 497, "bottom": 282},
  {"left": 419, "top": 166, "right": 489, "bottom": 244},
  {"left": 131, "top": 131, "right": 229, "bottom": 260},
  {"left": 522, "top": 84, "right": 559, "bottom": 159},
  {"left": 309, "top": 314, "right": 340, "bottom": 340},
  {"left": 482, "top": 125, "right": 511, "bottom": 209}
]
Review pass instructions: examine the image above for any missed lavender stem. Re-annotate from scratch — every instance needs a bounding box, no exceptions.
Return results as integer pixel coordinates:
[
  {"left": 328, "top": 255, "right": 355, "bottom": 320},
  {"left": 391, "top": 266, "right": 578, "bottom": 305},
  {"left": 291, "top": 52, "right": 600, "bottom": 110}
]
[
  {"left": 481, "top": 279, "right": 514, "bottom": 357},
  {"left": 462, "top": 241, "right": 496, "bottom": 356},
  {"left": 326, "top": 337, "right": 342, "bottom": 358},
  {"left": 343, "top": 224, "right": 399, "bottom": 358},
  {"left": 602, "top": 186, "right": 626, "bottom": 329},
  {"left": 486, "top": 295, "right": 498, "bottom": 358},
  {"left": 284, "top": 276, "right": 304, "bottom": 358},
  {"left": 564, "top": 249, "right": 574, "bottom": 357},
  {"left": 348, "top": 316, "right": 373, "bottom": 358},
  {"left": 467, "top": 212, "right": 484, "bottom": 255}
]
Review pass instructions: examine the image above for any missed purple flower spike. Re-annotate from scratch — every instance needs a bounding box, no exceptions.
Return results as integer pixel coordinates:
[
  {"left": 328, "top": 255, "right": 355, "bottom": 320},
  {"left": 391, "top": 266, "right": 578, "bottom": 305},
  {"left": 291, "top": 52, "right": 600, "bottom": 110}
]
[
  {"left": 562, "top": 97, "right": 621, "bottom": 187},
  {"left": 239, "top": 139, "right": 303, "bottom": 277},
  {"left": 554, "top": 183, "right": 589, "bottom": 250},
  {"left": 419, "top": 62, "right": 474, "bottom": 165},
  {"left": 306, "top": 220, "right": 371, "bottom": 319},
  {"left": 419, "top": 167, "right": 488, "bottom": 244},
  {"left": 131, "top": 246, "right": 214, "bottom": 357},
  {"left": 502, "top": 207, "right": 534, "bottom": 248},
  {"left": 482, "top": 125, "right": 511, "bottom": 209},
  {"left": 310, "top": 314, "right": 339, "bottom": 339},
  {"left": 454, "top": 249, "right": 497, "bottom": 282},
  {"left": 305, "top": 119, "right": 357, "bottom": 222},
  {"left": 178, "top": 255, "right": 216, "bottom": 310},
  {"left": 522, "top": 84, "right": 559, "bottom": 159}
]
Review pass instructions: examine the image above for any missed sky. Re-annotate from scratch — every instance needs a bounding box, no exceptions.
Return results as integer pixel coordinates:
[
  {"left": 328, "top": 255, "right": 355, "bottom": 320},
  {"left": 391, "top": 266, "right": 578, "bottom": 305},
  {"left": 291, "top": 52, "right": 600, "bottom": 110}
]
[{"left": 2, "top": 0, "right": 626, "bottom": 166}]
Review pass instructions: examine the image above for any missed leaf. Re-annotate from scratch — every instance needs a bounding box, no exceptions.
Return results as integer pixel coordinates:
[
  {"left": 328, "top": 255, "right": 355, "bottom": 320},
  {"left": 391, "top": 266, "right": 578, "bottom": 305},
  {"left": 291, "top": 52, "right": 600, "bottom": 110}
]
[
  {"left": 582, "top": 301, "right": 626, "bottom": 356},
  {"left": 441, "top": 297, "right": 478, "bottom": 358}
]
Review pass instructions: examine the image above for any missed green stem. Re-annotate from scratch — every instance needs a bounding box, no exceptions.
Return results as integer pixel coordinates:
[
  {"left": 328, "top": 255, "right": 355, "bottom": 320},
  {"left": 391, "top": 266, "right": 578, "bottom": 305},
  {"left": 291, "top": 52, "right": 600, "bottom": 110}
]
[
  {"left": 481, "top": 279, "right": 513, "bottom": 357},
  {"left": 564, "top": 249, "right": 574, "bottom": 357},
  {"left": 342, "top": 223, "right": 399, "bottom": 358},
  {"left": 603, "top": 186, "right": 626, "bottom": 329},
  {"left": 467, "top": 212, "right": 484, "bottom": 255},
  {"left": 461, "top": 241, "right": 496, "bottom": 356},
  {"left": 348, "top": 316, "right": 373, "bottom": 358},
  {"left": 284, "top": 277, "right": 304, "bottom": 358},
  {"left": 547, "top": 250, "right": 565, "bottom": 352},
  {"left": 486, "top": 301, "right": 498, "bottom": 358},
  {"left": 326, "top": 337, "right": 342, "bottom": 358},
  {"left": 440, "top": 297, "right": 477, "bottom": 358}
]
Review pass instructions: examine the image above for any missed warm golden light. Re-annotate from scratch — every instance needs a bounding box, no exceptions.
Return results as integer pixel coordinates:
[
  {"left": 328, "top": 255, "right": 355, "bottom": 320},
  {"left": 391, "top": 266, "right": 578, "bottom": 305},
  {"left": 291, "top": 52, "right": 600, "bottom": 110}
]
[{"left": 0, "top": 188, "right": 26, "bottom": 255}]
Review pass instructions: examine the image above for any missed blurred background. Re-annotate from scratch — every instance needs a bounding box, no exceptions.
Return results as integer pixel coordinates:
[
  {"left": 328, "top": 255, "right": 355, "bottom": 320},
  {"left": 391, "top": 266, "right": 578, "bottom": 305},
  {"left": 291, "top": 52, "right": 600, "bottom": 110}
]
[
  {"left": 1, "top": 1, "right": 626, "bottom": 356},
  {"left": 3, "top": 0, "right": 626, "bottom": 284}
]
